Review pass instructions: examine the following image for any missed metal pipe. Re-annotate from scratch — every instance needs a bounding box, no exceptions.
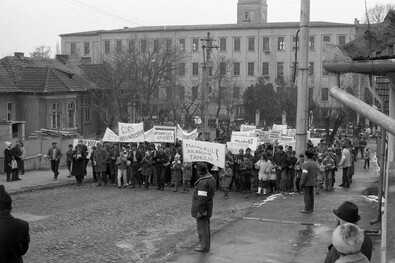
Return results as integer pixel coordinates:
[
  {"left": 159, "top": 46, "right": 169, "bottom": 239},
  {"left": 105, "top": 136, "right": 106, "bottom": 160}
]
[
  {"left": 323, "top": 59, "right": 395, "bottom": 74},
  {"left": 371, "top": 129, "right": 386, "bottom": 225},
  {"left": 329, "top": 86, "right": 395, "bottom": 136}
]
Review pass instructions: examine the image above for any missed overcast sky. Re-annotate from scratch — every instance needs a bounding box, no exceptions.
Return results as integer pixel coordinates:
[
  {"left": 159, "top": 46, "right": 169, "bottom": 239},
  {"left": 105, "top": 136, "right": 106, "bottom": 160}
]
[{"left": 1, "top": 0, "right": 393, "bottom": 57}]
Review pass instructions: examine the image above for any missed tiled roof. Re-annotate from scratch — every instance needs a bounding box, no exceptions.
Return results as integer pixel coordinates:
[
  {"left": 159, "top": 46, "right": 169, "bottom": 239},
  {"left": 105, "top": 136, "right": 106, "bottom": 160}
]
[
  {"left": 342, "top": 10, "right": 395, "bottom": 60},
  {"left": 0, "top": 56, "right": 93, "bottom": 93},
  {"left": 79, "top": 64, "right": 111, "bottom": 89},
  {"left": 60, "top": 21, "right": 354, "bottom": 36}
]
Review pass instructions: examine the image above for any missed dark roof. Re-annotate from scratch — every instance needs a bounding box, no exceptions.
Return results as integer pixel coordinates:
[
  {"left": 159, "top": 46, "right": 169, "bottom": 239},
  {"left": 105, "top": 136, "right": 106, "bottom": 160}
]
[
  {"left": 79, "top": 64, "right": 111, "bottom": 89},
  {"left": 0, "top": 56, "right": 93, "bottom": 93},
  {"left": 60, "top": 21, "right": 354, "bottom": 37},
  {"left": 342, "top": 10, "right": 395, "bottom": 60}
]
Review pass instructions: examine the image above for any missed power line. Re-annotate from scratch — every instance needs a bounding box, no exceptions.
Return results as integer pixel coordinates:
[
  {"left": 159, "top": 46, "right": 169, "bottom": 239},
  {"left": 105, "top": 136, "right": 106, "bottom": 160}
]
[{"left": 63, "top": 0, "right": 146, "bottom": 27}]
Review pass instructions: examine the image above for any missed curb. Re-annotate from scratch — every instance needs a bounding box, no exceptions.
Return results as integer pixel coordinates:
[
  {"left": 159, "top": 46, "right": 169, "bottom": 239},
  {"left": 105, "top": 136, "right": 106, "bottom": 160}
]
[{"left": 8, "top": 179, "right": 95, "bottom": 195}]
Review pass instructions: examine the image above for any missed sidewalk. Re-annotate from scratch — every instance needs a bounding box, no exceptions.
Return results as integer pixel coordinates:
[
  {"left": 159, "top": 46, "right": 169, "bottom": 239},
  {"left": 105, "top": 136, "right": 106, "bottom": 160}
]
[
  {"left": 169, "top": 141, "right": 382, "bottom": 263},
  {"left": 2, "top": 166, "right": 93, "bottom": 194}
]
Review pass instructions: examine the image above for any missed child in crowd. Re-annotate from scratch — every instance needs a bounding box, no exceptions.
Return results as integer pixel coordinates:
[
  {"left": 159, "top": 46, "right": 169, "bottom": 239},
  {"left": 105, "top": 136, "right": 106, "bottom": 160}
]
[
  {"left": 170, "top": 154, "right": 183, "bottom": 192},
  {"left": 322, "top": 153, "right": 335, "bottom": 191},
  {"left": 332, "top": 223, "right": 369, "bottom": 263},
  {"left": 219, "top": 161, "right": 233, "bottom": 199},
  {"left": 182, "top": 162, "right": 193, "bottom": 193},
  {"left": 316, "top": 158, "right": 325, "bottom": 195},
  {"left": 363, "top": 148, "right": 370, "bottom": 169},
  {"left": 295, "top": 154, "right": 305, "bottom": 193}
]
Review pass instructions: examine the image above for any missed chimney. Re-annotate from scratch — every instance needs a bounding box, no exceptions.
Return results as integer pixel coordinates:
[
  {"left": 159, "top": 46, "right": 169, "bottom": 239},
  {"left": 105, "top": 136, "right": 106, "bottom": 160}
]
[
  {"left": 14, "top": 52, "right": 24, "bottom": 59},
  {"left": 56, "top": 54, "right": 69, "bottom": 64},
  {"left": 81, "top": 57, "right": 92, "bottom": 64}
]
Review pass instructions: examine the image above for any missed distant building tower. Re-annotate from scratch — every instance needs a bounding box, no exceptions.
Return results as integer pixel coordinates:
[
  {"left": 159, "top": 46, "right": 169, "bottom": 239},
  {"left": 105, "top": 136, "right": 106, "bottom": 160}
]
[{"left": 237, "top": 0, "right": 268, "bottom": 24}]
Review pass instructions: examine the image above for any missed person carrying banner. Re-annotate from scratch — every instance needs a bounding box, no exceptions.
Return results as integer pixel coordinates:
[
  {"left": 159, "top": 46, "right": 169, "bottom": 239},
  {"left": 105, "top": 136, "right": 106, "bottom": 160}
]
[{"left": 191, "top": 162, "right": 216, "bottom": 252}]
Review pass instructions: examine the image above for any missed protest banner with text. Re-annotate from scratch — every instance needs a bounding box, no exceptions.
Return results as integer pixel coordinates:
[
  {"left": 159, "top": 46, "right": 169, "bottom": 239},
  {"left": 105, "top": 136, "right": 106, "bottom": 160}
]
[
  {"left": 240, "top": 124, "right": 257, "bottom": 134},
  {"left": 153, "top": 126, "right": 176, "bottom": 143},
  {"left": 183, "top": 140, "right": 226, "bottom": 168},
  {"left": 226, "top": 142, "right": 250, "bottom": 154},
  {"left": 176, "top": 124, "right": 198, "bottom": 141},
  {"left": 118, "top": 122, "right": 145, "bottom": 142},
  {"left": 230, "top": 135, "right": 258, "bottom": 150},
  {"left": 102, "top": 128, "right": 119, "bottom": 142}
]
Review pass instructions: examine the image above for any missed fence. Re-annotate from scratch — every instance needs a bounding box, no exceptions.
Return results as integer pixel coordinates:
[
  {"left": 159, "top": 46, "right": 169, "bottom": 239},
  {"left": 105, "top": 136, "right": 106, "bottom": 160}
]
[{"left": 0, "top": 137, "right": 75, "bottom": 173}]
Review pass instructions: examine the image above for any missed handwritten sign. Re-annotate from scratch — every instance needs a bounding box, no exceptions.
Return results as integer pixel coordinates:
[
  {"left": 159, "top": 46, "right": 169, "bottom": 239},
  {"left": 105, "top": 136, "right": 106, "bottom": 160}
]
[
  {"left": 153, "top": 126, "right": 176, "bottom": 143},
  {"left": 240, "top": 124, "right": 256, "bottom": 133},
  {"left": 73, "top": 139, "right": 99, "bottom": 151},
  {"left": 118, "top": 122, "right": 145, "bottom": 142},
  {"left": 230, "top": 135, "right": 258, "bottom": 150},
  {"left": 272, "top": 124, "right": 288, "bottom": 134},
  {"left": 232, "top": 130, "right": 256, "bottom": 137},
  {"left": 102, "top": 128, "right": 119, "bottom": 142},
  {"left": 257, "top": 130, "right": 270, "bottom": 142},
  {"left": 226, "top": 142, "right": 250, "bottom": 155},
  {"left": 182, "top": 140, "right": 226, "bottom": 168},
  {"left": 269, "top": 130, "right": 282, "bottom": 140}
]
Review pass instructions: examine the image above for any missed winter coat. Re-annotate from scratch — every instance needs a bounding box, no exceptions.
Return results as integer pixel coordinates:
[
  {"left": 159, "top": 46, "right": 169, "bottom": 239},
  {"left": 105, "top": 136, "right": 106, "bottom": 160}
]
[
  {"left": 127, "top": 150, "right": 143, "bottom": 167},
  {"left": 300, "top": 159, "right": 318, "bottom": 187},
  {"left": 117, "top": 152, "right": 128, "bottom": 171},
  {"left": 272, "top": 150, "right": 287, "bottom": 170},
  {"left": 219, "top": 167, "right": 233, "bottom": 188},
  {"left": 363, "top": 149, "right": 370, "bottom": 160},
  {"left": 334, "top": 252, "right": 369, "bottom": 263},
  {"left": 191, "top": 173, "right": 216, "bottom": 219},
  {"left": 255, "top": 159, "right": 273, "bottom": 181},
  {"left": 71, "top": 150, "right": 86, "bottom": 176},
  {"left": 154, "top": 151, "right": 169, "bottom": 167},
  {"left": 338, "top": 148, "right": 352, "bottom": 168},
  {"left": 140, "top": 155, "right": 153, "bottom": 176},
  {"left": 94, "top": 148, "right": 108, "bottom": 173},
  {"left": 47, "top": 147, "right": 62, "bottom": 161},
  {"left": 182, "top": 163, "right": 193, "bottom": 181},
  {"left": 0, "top": 214, "right": 30, "bottom": 263},
  {"left": 4, "top": 148, "right": 14, "bottom": 173}
]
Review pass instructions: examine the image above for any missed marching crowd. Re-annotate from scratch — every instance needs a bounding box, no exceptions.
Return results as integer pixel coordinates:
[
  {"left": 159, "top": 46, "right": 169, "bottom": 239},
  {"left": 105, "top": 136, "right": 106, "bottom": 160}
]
[{"left": 38, "top": 131, "right": 371, "bottom": 200}]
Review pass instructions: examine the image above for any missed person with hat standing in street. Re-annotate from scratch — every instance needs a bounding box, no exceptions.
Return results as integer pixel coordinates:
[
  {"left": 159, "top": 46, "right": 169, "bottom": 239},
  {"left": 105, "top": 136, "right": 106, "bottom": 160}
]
[
  {"left": 324, "top": 201, "right": 373, "bottom": 263},
  {"left": 338, "top": 145, "right": 352, "bottom": 188},
  {"left": 0, "top": 185, "right": 30, "bottom": 262},
  {"left": 191, "top": 162, "right": 216, "bottom": 252},
  {"left": 47, "top": 142, "right": 62, "bottom": 180}
]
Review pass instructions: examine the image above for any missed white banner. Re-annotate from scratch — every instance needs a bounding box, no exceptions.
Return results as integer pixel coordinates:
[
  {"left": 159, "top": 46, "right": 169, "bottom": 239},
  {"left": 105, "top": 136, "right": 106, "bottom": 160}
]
[
  {"left": 277, "top": 140, "right": 296, "bottom": 150},
  {"left": 102, "top": 128, "right": 119, "bottom": 142},
  {"left": 269, "top": 130, "right": 282, "bottom": 140},
  {"left": 230, "top": 135, "right": 258, "bottom": 150},
  {"left": 287, "top": 129, "right": 296, "bottom": 137},
  {"left": 118, "top": 122, "right": 145, "bottom": 142},
  {"left": 176, "top": 124, "right": 198, "bottom": 141},
  {"left": 226, "top": 142, "right": 250, "bottom": 155},
  {"left": 232, "top": 131, "right": 256, "bottom": 137},
  {"left": 272, "top": 124, "right": 288, "bottom": 134},
  {"left": 153, "top": 126, "right": 176, "bottom": 143},
  {"left": 257, "top": 130, "right": 270, "bottom": 142},
  {"left": 281, "top": 136, "right": 295, "bottom": 141},
  {"left": 73, "top": 139, "right": 99, "bottom": 151},
  {"left": 144, "top": 128, "right": 154, "bottom": 142},
  {"left": 182, "top": 140, "right": 226, "bottom": 168},
  {"left": 240, "top": 124, "right": 256, "bottom": 133}
]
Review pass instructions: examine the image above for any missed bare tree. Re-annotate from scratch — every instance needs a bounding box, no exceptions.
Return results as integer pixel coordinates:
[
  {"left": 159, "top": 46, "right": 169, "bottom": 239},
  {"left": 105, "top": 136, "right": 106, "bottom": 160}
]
[
  {"left": 363, "top": 3, "right": 395, "bottom": 24},
  {"left": 30, "top": 46, "right": 51, "bottom": 58}
]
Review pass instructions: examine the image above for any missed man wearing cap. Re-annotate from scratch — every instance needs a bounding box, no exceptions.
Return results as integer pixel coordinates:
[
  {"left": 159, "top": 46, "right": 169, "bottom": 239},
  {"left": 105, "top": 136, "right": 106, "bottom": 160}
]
[
  {"left": 191, "top": 162, "right": 216, "bottom": 252},
  {"left": 47, "top": 142, "right": 63, "bottom": 180},
  {"left": 324, "top": 201, "right": 373, "bottom": 263},
  {"left": 0, "top": 185, "right": 30, "bottom": 262}
]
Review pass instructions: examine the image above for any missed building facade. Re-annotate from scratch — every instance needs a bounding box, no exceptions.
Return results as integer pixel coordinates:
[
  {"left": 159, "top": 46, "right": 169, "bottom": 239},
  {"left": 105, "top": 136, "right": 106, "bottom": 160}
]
[{"left": 60, "top": 0, "right": 357, "bottom": 125}]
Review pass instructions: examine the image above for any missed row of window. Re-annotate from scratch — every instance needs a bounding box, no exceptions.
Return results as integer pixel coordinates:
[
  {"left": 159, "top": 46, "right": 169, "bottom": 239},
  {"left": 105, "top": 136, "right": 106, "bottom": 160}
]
[
  {"left": 50, "top": 100, "right": 93, "bottom": 129},
  {"left": 71, "top": 34, "right": 347, "bottom": 55},
  {"left": 182, "top": 61, "right": 315, "bottom": 77},
  {"left": 153, "top": 86, "right": 241, "bottom": 100}
]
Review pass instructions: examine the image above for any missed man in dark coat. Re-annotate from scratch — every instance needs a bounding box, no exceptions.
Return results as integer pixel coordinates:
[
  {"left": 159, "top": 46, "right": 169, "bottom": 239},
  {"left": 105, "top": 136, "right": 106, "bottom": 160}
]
[
  {"left": 300, "top": 150, "right": 318, "bottom": 213},
  {"left": 154, "top": 146, "right": 169, "bottom": 191},
  {"left": 0, "top": 185, "right": 30, "bottom": 262},
  {"left": 191, "top": 162, "right": 216, "bottom": 252},
  {"left": 324, "top": 201, "right": 372, "bottom": 263},
  {"left": 127, "top": 144, "right": 143, "bottom": 188},
  {"left": 93, "top": 143, "right": 108, "bottom": 186},
  {"left": 11, "top": 143, "right": 22, "bottom": 181},
  {"left": 272, "top": 145, "right": 287, "bottom": 193},
  {"left": 4, "top": 142, "right": 14, "bottom": 182}
]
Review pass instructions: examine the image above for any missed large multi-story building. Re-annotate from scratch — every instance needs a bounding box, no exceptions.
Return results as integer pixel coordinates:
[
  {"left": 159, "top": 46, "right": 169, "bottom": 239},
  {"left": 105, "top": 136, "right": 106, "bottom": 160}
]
[{"left": 60, "top": 0, "right": 358, "bottom": 125}]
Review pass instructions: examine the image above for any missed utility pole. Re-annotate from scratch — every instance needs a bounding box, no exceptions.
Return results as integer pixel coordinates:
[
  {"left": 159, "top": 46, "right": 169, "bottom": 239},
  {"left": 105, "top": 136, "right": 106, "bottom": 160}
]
[
  {"left": 295, "top": 0, "right": 310, "bottom": 156},
  {"left": 201, "top": 32, "right": 218, "bottom": 141}
]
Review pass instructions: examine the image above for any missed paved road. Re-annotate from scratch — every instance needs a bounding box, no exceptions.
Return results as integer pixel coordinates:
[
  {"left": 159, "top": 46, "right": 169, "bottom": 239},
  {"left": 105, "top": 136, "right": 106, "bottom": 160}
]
[{"left": 12, "top": 183, "right": 254, "bottom": 263}]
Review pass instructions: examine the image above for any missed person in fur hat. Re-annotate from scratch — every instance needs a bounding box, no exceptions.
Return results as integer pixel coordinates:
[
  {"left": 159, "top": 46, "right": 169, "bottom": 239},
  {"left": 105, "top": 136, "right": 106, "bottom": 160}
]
[
  {"left": 0, "top": 185, "right": 30, "bottom": 262},
  {"left": 331, "top": 223, "right": 369, "bottom": 263}
]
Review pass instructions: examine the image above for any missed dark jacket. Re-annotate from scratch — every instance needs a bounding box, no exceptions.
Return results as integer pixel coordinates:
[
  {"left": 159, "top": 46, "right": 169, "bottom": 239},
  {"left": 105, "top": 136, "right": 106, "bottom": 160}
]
[
  {"left": 127, "top": 150, "right": 143, "bottom": 167},
  {"left": 191, "top": 173, "right": 216, "bottom": 219},
  {"left": 0, "top": 214, "right": 30, "bottom": 263},
  {"left": 272, "top": 150, "right": 287, "bottom": 170},
  {"left": 300, "top": 159, "right": 318, "bottom": 187},
  {"left": 4, "top": 148, "right": 14, "bottom": 173},
  {"left": 94, "top": 148, "right": 108, "bottom": 173},
  {"left": 47, "top": 147, "right": 62, "bottom": 161},
  {"left": 324, "top": 231, "right": 372, "bottom": 263},
  {"left": 154, "top": 151, "right": 169, "bottom": 167},
  {"left": 71, "top": 150, "right": 87, "bottom": 176},
  {"left": 140, "top": 155, "right": 153, "bottom": 176}
]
